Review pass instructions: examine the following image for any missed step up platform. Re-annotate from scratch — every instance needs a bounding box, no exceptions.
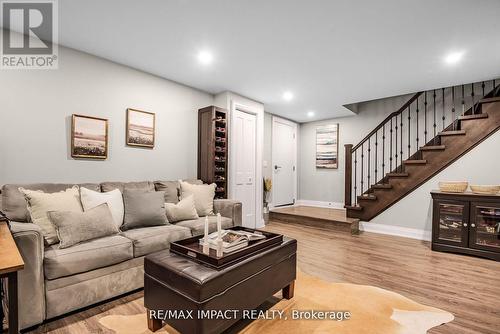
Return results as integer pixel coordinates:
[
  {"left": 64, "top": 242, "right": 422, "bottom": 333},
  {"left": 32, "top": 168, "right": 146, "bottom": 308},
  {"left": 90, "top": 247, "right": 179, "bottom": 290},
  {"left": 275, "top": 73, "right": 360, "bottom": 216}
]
[{"left": 269, "top": 206, "right": 359, "bottom": 235}]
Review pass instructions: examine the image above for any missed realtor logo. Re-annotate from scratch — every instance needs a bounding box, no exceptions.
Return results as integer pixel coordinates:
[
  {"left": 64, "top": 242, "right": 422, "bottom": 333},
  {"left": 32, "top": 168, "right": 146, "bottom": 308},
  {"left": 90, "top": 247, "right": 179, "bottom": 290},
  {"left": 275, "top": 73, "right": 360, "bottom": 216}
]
[{"left": 1, "top": 0, "right": 58, "bottom": 69}]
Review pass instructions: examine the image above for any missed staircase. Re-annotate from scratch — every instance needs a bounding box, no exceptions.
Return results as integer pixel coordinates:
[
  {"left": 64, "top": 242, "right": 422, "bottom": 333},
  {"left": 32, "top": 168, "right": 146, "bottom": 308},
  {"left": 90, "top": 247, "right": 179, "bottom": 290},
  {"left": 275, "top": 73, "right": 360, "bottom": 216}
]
[{"left": 345, "top": 79, "right": 500, "bottom": 221}]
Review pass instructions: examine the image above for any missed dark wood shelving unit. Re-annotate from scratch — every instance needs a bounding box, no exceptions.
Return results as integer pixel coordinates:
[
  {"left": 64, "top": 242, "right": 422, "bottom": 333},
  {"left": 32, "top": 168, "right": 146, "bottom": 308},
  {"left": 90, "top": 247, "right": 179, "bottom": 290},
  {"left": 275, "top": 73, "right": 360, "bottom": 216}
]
[
  {"left": 198, "top": 106, "right": 228, "bottom": 199},
  {"left": 431, "top": 191, "right": 500, "bottom": 261}
]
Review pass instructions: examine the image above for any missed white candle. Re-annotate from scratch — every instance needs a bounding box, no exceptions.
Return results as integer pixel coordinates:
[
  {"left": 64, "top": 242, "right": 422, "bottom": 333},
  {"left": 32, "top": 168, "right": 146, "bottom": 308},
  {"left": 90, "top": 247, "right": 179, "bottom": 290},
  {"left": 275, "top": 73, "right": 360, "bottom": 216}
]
[
  {"left": 202, "top": 216, "right": 209, "bottom": 254},
  {"left": 217, "top": 213, "right": 222, "bottom": 237}
]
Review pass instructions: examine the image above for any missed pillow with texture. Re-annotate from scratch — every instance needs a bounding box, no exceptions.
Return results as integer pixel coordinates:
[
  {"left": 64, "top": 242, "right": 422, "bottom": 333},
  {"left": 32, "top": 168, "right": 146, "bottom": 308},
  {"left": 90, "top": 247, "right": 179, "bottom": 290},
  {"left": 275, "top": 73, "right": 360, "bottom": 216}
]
[
  {"left": 179, "top": 181, "right": 216, "bottom": 216},
  {"left": 48, "top": 203, "right": 119, "bottom": 249},
  {"left": 122, "top": 189, "right": 168, "bottom": 230},
  {"left": 165, "top": 195, "right": 199, "bottom": 223},
  {"left": 19, "top": 186, "right": 83, "bottom": 245},
  {"left": 80, "top": 187, "right": 124, "bottom": 227}
]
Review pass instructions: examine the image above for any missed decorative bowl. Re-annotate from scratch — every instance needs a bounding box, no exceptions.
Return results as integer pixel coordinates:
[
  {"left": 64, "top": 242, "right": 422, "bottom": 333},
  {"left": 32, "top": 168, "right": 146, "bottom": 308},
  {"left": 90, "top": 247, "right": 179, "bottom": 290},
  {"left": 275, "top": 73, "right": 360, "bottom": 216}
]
[
  {"left": 438, "top": 181, "right": 468, "bottom": 193},
  {"left": 470, "top": 185, "right": 500, "bottom": 195}
]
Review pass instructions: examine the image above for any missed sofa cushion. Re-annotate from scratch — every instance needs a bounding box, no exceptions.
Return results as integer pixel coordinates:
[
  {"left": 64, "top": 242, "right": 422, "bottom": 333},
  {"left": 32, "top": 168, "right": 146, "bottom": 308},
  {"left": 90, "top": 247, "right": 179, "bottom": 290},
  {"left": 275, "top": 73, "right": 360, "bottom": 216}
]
[
  {"left": 1, "top": 183, "right": 99, "bottom": 222},
  {"left": 44, "top": 235, "right": 133, "bottom": 279},
  {"left": 19, "top": 186, "right": 84, "bottom": 245},
  {"left": 176, "top": 216, "right": 233, "bottom": 236},
  {"left": 100, "top": 181, "right": 154, "bottom": 193},
  {"left": 121, "top": 225, "right": 191, "bottom": 257},
  {"left": 122, "top": 190, "right": 168, "bottom": 230}
]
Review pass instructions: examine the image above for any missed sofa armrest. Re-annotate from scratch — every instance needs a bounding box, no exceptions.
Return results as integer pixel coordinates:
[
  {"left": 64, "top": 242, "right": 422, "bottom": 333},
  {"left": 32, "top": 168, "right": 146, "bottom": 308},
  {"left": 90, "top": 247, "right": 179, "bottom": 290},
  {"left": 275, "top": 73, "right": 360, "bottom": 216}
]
[
  {"left": 213, "top": 199, "right": 242, "bottom": 227},
  {"left": 9, "top": 222, "right": 46, "bottom": 329}
]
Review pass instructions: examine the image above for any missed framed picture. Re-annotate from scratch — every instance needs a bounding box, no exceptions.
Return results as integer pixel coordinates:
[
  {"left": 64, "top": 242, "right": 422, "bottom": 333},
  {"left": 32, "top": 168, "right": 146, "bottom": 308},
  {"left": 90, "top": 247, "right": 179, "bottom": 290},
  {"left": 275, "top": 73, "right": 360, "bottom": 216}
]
[
  {"left": 126, "top": 108, "right": 155, "bottom": 148},
  {"left": 71, "top": 114, "right": 108, "bottom": 159},
  {"left": 316, "top": 124, "right": 338, "bottom": 169}
]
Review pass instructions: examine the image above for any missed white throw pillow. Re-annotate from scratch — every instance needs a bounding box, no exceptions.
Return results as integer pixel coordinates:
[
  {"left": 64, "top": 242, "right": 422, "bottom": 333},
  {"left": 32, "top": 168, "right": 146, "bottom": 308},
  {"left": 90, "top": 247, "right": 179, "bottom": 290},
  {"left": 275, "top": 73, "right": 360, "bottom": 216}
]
[
  {"left": 165, "top": 195, "right": 199, "bottom": 223},
  {"left": 80, "top": 187, "right": 124, "bottom": 227},
  {"left": 19, "top": 186, "right": 83, "bottom": 245},
  {"left": 179, "top": 181, "right": 216, "bottom": 216}
]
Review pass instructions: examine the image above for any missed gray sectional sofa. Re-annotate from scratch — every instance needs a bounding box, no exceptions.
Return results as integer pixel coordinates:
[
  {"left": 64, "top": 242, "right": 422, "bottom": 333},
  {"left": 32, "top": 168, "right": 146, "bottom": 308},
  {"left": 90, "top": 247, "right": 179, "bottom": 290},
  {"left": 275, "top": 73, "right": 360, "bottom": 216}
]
[{"left": 0, "top": 180, "right": 242, "bottom": 330}]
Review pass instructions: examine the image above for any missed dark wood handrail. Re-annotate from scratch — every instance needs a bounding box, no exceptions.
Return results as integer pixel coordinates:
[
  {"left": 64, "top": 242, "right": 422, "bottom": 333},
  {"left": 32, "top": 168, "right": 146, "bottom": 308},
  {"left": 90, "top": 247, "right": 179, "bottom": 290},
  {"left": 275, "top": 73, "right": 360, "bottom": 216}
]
[{"left": 351, "top": 92, "right": 423, "bottom": 151}]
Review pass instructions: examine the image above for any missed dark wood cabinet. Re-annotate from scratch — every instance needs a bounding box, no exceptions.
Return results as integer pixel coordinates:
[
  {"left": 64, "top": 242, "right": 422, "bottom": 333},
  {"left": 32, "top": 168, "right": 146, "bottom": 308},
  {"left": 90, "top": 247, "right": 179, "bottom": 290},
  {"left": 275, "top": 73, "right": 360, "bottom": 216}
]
[
  {"left": 198, "top": 106, "right": 228, "bottom": 199},
  {"left": 431, "top": 191, "right": 500, "bottom": 261}
]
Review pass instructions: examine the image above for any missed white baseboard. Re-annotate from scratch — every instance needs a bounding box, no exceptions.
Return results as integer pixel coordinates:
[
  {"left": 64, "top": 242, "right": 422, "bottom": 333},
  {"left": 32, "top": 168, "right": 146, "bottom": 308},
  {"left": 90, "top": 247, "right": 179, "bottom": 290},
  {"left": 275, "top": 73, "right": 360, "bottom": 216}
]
[
  {"left": 295, "top": 199, "right": 344, "bottom": 209},
  {"left": 359, "top": 221, "right": 431, "bottom": 241}
]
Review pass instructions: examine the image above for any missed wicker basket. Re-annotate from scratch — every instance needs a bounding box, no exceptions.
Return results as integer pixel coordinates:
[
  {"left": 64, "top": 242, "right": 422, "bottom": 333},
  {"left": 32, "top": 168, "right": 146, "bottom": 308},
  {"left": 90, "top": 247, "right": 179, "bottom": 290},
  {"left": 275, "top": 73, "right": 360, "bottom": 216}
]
[
  {"left": 438, "top": 181, "right": 468, "bottom": 193},
  {"left": 470, "top": 185, "right": 500, "bottom": 195}
]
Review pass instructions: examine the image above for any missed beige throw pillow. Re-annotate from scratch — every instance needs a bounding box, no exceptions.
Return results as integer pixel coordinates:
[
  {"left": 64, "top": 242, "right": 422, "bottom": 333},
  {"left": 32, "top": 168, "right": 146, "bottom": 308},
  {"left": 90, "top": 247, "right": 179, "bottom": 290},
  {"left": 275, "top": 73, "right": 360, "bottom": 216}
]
[
  {"left": 19, "top": 186, "right": 83, "bottom": 245},
  {"left": 165, "top": 195, "right": 199, "bottom": 223},
  {"left": 179, "top": 181, "right": 216, "bottom": 216},
  {"left": 48, "top": 203, "right": 119, "bottom": 249}
]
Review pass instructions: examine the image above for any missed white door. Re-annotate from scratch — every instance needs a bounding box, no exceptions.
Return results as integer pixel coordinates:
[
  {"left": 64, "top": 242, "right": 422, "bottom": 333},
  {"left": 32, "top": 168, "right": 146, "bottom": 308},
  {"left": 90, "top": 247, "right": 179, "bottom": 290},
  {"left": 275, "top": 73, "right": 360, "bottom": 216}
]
[
  {"left": 233, "top": 109, "right": 257, "bottom": 228},
  {"left": 272, "top": 117, "right": 297, "bottom": 206}
]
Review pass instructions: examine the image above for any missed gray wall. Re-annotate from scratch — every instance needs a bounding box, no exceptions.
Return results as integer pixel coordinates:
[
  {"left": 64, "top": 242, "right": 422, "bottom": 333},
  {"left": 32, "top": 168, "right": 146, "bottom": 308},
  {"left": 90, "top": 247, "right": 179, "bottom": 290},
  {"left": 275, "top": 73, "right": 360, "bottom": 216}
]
[
  {"left": 0, "top": 46, "right": 213, "bottom": 185},
  {"left": 299, "top": 94, "right": 412, "bottom": 203}
]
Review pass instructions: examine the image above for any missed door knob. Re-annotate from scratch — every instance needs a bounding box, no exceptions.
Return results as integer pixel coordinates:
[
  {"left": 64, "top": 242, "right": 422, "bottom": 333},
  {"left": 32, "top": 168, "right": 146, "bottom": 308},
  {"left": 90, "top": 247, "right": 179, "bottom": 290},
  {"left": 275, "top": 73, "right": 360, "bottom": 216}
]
[{"left": 274, "top": 165, "right": 282, "bottom": 170}]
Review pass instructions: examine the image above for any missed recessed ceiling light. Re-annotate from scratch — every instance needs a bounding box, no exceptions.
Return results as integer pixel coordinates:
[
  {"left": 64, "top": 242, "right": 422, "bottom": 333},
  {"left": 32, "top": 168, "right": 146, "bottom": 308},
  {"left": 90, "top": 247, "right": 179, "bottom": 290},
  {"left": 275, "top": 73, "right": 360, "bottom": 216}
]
[
  {"left": 283, "top": 91, "right": 294, "bottom": 101},
  {"left": 444, "top": 51, "right": 465, "bottom": 65},
  {"left": 307, "top": 111, "right": 315, "bottom": 117},
  {"left": 197, "top": 50, "right": 213, "bottom": 65}
]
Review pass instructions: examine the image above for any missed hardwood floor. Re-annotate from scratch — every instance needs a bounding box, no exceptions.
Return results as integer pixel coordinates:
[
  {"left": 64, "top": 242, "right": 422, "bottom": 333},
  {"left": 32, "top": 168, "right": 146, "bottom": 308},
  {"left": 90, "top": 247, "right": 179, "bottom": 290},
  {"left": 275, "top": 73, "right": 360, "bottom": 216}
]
[{"left": 26, "top": 220, "right": 500, "bottom": 334}]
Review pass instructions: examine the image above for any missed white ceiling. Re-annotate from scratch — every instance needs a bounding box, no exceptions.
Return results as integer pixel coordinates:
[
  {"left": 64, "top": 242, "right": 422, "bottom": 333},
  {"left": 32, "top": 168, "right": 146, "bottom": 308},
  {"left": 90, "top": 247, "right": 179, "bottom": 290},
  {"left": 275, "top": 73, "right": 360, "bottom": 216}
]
[{"left": 24, "top": 1, "right": 500, "bottom": 121}]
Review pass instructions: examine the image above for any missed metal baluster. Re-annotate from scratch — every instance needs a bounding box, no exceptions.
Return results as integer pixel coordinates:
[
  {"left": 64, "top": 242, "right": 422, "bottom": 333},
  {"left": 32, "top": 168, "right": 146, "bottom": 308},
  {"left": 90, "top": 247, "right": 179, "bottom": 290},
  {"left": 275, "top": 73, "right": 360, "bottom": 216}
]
[
  {"left": 367, "top": 137, "right": 371, "bottom": 190},
  {"left": 390, "top": 118, "right": 393, "bottom": 172},
  {"left": 416, "top": 97, "right": 419, "bottom": 150},
  {"left": 375, "top": 131, "right": 378, "bottom": 184},
  {"left": 433, "top": 90, "right": 437, "bottom": 144},
  {"left": 354, "top": 150, "right": 357, "bottom": 205},
  {"left": 382, "top": 125, "right": 386, "bottom": 181},
  {"left": 407, "top": 105, "right": 411, "bottom": 159},
  {"left": 442, "top": 88, "right": 445, "bottom": 130},
  {"left": 461, "top": 85, "right": 465, "bottom": 116},
  {"left": 361, "top": 144, "right": 364, "bottom": 194},
  {"left": 471, "top": 83, "right": 475, "bottom": 114},
  {"left": 452, "top": 86, "right": 456, "bottom": 130},
  {"left": 424, "top": 91, "right": 428, "bottom": 143},
  {"left": 400, "top": 112, "right": 403, "bottom": 172}
]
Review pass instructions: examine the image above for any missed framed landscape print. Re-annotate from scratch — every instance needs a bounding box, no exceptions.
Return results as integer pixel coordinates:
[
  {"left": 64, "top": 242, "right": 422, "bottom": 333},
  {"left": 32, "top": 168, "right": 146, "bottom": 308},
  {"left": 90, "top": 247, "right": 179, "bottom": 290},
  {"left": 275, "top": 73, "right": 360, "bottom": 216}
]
[
  {"left": 126, "top": 108, "right": 155, "bottom": 148},
  {"left": 71, "top": 114, "right": 108, "bottom": 159},
  {"left": 316, "top": 124, "right": 338, "bottom": 169}
]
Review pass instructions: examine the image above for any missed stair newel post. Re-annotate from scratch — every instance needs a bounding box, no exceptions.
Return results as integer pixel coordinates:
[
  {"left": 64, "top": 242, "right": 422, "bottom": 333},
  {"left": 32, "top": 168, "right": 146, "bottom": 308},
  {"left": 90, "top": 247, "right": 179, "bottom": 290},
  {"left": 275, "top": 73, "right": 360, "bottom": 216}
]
[
  {"left": 367, "top": 137, "right": 371, "bottom": 190},
  {"left": 394, "top": 115, "right": 398, "bottom": 173},
  {"left": 389, "top": 118, "right": 393, "bottom": 172},
  {"left": 471, "top": 82, "right": 475, "bottom": 114},
  {"left": 399, "top": 112, "right": 403, "bottom": 172},
  {"left": 416, "top": 97, "right": 419, "bottom": 152},
  {"left": 482, "top": 81, "right": 485, "bottom": 97},
  {"left": 452, "top": 86, "right": 456, "bottom": 131},
  {"left": 442, "top": 88, "right": 446, "bottom": 131},
  {"left": 375, "top": 131, "right": 378, "bottom": 184},
  {"left": 361, "top": 143, "right": 364, "bottom": 195},
  {"left": 424, "top": 91, "right": 428, "bottom": 143},
  {"left": 433, "top": 90, "right": 437, "bottom": 145},
  {"left": 344, "top": 144, "right": 353, "bottom": 207},
  {"left": 382, "top": 124, "right": 386, "bottom": 181},
  {"left": 407, "top": 105, "right": 411, "bottom": 159},
  {"left": 354, "top": 150, "right": 358, "bottom": 206}
]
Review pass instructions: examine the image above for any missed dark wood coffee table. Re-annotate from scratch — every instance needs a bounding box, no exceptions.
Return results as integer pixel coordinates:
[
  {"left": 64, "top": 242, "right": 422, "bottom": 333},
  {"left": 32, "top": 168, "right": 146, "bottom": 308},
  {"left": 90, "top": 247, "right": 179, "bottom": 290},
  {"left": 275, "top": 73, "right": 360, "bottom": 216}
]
[{"left": 144, "top": 235, "right": 296, "bottom": 334}]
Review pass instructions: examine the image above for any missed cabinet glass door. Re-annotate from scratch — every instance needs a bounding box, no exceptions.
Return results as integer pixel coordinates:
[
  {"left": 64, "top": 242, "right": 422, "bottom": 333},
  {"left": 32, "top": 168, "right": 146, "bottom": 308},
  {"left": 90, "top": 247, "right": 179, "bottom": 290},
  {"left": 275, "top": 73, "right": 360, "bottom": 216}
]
[
  {"left": 433, "top": 201, "right": 468, "bottom": 246},
  {"left": 470, "top": 203, "right": 500, "bottom": 251}
]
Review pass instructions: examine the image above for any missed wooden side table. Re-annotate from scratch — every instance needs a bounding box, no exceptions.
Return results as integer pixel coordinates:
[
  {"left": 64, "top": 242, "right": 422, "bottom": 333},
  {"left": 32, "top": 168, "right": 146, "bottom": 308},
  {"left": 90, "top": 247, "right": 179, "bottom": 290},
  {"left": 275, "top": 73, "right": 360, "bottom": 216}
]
[{"left": 0, "top": 220, "right": 24, "bottom": 334}]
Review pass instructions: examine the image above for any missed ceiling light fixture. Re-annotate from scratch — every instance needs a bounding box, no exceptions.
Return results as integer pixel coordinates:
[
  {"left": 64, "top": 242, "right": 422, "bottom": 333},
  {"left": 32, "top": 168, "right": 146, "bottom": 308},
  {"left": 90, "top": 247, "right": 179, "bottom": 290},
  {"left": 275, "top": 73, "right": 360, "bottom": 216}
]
[
  {"left": 307, "top": 111, "right": 315, "bottom": 117},
  {"left": 283, "top": 91, "right": 294, "bottom": 101},
  {"left": 197, "top": 50, "right": 213, "bottom": 65},
  {"left": 444, "top": 51, "right": 464, "bottom": 65}
]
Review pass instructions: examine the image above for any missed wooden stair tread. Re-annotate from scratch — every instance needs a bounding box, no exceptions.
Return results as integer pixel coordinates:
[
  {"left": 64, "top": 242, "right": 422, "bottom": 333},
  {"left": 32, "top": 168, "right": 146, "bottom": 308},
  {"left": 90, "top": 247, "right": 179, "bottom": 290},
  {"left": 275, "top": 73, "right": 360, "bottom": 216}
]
[
  {"left": 345, "top": 205, "right": 363, "bottom": 211},
  {"left": 358, "top": 194, "right": 377, "bottom": 200},
  {"left": 372, "top": 184, "right": 392, "bottom": 189},
  {"left": 459, "top": 113, "right": 488, "bottom": 120},
  {"left": 403, "top": 159, "right": 427, "bottom": 165},
  {"left": 420, "top": 145, "right": 445, "bottom": 151},
  {"left": 387, "top": 172, "right": 409, "bottom": 177},
  {"left": 438, "top": 130, "right": 466, "bottom": 136}
]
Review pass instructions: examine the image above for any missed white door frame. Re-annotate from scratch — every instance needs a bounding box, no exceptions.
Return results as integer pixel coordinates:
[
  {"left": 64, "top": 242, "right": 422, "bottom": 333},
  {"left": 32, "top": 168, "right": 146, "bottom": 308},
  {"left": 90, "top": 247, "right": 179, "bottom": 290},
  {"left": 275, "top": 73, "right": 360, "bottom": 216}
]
[
  {"left": 228, "top": 101, "right": 264, "bottom": 228},
  {"left": 271, "top": 116, "right": 298, "bottom": 208}
]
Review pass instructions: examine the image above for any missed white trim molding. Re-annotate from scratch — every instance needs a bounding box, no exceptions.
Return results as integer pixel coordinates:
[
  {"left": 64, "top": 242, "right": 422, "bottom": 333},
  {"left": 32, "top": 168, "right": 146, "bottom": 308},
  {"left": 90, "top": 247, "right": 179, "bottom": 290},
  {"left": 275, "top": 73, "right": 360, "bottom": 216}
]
[{"left": 359, "top": 222, "right": 432, "bottom": 241}]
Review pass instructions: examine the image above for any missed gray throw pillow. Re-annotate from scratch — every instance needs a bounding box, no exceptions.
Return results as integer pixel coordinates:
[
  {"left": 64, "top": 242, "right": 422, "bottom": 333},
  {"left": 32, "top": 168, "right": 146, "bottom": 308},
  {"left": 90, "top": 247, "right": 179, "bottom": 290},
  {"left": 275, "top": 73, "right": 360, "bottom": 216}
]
[
  {"left": 48, "top": 203, "right": 119, "bottom": 249},
  {"left": 122, "top": 189, "right": 168, "bottom": 230}
]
